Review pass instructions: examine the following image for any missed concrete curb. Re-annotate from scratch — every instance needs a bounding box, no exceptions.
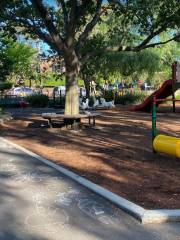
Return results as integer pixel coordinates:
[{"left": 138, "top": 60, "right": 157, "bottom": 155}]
[
  {"left": 1, "top": 137, "right": 180, "bottom": 224},
  {"left": 142, "top": 210, "right": 180, "bottom": 224}
]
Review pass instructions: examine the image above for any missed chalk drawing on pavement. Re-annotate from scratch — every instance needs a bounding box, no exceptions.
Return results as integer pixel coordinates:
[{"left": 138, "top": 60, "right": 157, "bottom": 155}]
[
  {"left": 25, "top": 189, "right": 69, "bottom": 235},
  {"left": 25, "top": 209, "right": 69, "bottom": 234},
  {"left": 55, "top": 189, "right": 119, "bottom": 225},
  {"left": 0, "top": 162, "right": 17, "bottom": 172},
  {"left": 77, "top": 199, "right": 118, "bottom": 225},
  {"left": 13, "top": 171, "right": 49, "bottom": 183},
  {"left": 55, "top": 188, "right": 81, "bottom": 207}
]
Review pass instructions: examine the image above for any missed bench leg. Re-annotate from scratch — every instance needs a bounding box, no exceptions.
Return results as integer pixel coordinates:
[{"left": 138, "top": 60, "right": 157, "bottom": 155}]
[
  {"left": 93, "top": 116, "right": 95, "bottom": 126},
  {"left": 72, "top": 119, "right": 80, "bottom": 130},
  {"left": 48, "top": 118, "right": 53, "bottom": 128}
]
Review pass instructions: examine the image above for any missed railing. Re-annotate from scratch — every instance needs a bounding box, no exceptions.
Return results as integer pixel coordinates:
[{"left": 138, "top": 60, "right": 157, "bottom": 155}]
[{"left": 0, "top": 95, "right": 25, "bottom": 106}]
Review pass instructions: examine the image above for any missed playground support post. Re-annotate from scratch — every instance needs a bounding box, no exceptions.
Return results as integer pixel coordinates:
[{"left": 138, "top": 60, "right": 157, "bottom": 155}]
[
  {"left": 172, "top": 85, "right": 176, "bottom": 113},
  {"left": 152, "top": 95, "right": 157, "bottom": 152},
  {"left": 59, "top": 89, "right": 62, "bottom": 103},
  {"left": 172, "top": 62, "right": 177, "bottom": 113}
]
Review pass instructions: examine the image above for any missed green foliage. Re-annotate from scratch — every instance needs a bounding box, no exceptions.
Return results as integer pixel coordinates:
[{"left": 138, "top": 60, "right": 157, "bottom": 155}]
[
  {"left": 80, "top": 5, "right": 180, "bottom": 90},
  {"left": 39, "top": 72, "right": 66, "bottom": 87},
  {"left": 80, "top": 16, "right": 162, "bottom": 89},
  {"left": 88, "top": 96, "right": 95, "bottom": 107},
  {"left": 81, "top": 41, "right": 161, "bottom": 90},
  {"left": 0, "top": 35, "right": 37, "bottom": 84},
  {"left": 0, "top": 36, "right": 14, "bottom": 82},
  {"left": 1, "top": 0, "right": 180, "bottom": 114},
  {"left": 106, "top": 50, "right": 160, "bottom": 78},
  {"left": 0, "top": 81, "right": 12, "bottom": 93},
  {"left": 0, "top": 107, "right": 4, "bottom": 113},
  {"left": 108, "top": 1, "right": 180, "bottom": 47},
  {"left": 103, "top": 90, "right": 115, "bottom": 101},
  {"left": 1, "top": 0, "right": 180, "bottom": 61},
  {"left": 48, "top": 97, "right": 65, "bottom": 107},
  {"left": 115, "top": 92, "right": 147, "bottom": 105},
  {"left": 26, "top": 94, "right": 49, "bottom": 107}
]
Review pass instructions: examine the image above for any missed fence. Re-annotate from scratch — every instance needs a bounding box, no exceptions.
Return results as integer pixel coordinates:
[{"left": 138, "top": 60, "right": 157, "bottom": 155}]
[{"left": 0, "top": 95, "right": 25, "bottom": 107}]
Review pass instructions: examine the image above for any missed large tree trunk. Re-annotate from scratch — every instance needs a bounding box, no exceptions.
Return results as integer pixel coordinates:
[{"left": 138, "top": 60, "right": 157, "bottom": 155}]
[{"left": 64, "top": 50, "right": 80, "bottom": 115}]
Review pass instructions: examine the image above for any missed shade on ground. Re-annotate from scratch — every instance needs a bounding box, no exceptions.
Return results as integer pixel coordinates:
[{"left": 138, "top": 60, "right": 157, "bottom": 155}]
[{"left": 0, "top": 139, "right": 180, "bottom": 240}]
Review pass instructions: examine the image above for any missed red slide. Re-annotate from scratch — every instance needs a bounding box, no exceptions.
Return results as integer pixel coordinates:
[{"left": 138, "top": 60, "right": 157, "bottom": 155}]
[{"left": 131, "top": 79, "right": 173, "bottom": 112}]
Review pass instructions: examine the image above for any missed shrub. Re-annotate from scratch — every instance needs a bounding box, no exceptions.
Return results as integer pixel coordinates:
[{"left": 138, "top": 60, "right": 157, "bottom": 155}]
[
  {"left": 88, "top": 96, "right": 95, "bottom": 107},
  {"left": 115, "top": 92, "right": 146, "bottom": 105},
  {"left": 0, "top": 82, "right": 13, "bottom": 94},
  {"left": 103, "top": 90, "right": 115, "bottom": 101},
  {"left": 48, "top": 97, "right": 65, "bottom": 108},
  {"left": 26, "top": 94, "right": 49, "bottom": 107}
]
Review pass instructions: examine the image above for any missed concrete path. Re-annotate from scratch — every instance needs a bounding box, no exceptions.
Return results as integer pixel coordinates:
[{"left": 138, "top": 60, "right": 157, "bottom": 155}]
[{"left": 0, "top": 139, "right": 180, "bottom": 240}]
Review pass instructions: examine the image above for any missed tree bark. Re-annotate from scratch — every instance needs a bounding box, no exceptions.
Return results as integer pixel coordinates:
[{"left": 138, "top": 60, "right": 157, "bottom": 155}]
[{"left": 64, "top": 50, "right": 80, "bottom": 115}]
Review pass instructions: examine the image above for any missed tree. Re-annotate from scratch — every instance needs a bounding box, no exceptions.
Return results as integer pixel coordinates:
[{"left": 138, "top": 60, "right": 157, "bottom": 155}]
[
  {"left": 0, "top": 37, "right": 14, "bottom": 82},
  {"left": 0, "top": 35, "right": 37, "bottom": 85},
  {"left": 80, "top": 29, "right": 161, "bottom": 94},
  {"left": 1, "top": 0, "right": 180, "bottom": 115},
  {"left": 5, "top": 39, "right": 37, "bottom": 85}
]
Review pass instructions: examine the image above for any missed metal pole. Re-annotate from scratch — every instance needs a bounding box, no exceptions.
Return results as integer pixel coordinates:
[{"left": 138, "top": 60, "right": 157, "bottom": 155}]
[
  {"left": 172, "top": 91, "right": 176, "bottom": 113},
  {"left": 53, "top": 89, "right": 55, "bottom": 106},
  {"left": 152, "top": 95, "right": 157, "bottom": 152},
  {"left": 172, "top": 62, "right": 177, "bottom": 113},
  {"left": 59, "top": 89, "right": 62, "bottom": 104}
]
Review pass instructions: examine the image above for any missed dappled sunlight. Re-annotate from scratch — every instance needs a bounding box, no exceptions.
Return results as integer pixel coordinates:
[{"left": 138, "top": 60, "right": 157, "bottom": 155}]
[{"left": 1, "top": 105, "right": 180, "bottom": 209}]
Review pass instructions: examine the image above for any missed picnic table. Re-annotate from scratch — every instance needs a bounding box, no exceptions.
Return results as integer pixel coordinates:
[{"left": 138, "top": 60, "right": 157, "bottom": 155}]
[{"left": 42, "top": 112, "right": 100, "bottom": 129}]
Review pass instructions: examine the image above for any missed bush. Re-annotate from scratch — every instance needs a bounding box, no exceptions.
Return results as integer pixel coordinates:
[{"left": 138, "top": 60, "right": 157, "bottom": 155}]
[
  {"left": 26, "top": 94, "right": 49, "bottom": 107},
  {"left": 103, "top": 90, "right": 115, "bottom": 101},
  {"left": 0, "top": 82, "right": 13, "bottom": 94},
  {"left": 48, "top": 97, "right": 65, "bottom": 108},
  {"left": 88, "top": 96, "right": 96, "bottom": 107},
  {"left": 115, "top": 92, "right": 146, "bottom": 105}
]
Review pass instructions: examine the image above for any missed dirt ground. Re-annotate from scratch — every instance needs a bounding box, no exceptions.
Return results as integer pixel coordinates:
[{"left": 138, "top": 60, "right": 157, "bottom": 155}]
[{"left": 0, "top": 105, "right": 180, "bottom": 209}]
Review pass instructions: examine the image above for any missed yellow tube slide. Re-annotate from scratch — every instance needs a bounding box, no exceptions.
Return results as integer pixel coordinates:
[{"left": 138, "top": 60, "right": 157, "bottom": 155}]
[{"left": 153, "top": 134, "right": 180, "bottom": 158}]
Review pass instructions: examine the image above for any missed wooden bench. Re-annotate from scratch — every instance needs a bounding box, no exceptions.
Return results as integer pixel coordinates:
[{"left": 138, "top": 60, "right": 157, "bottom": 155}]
[{"left": 42, "top": 112, "right": 100, "bottom": 129}]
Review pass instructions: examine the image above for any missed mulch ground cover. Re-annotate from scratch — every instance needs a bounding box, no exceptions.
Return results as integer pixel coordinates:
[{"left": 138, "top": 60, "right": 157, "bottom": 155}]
[{"left": 0, "top": 105, "right": 180, "bottom": 209}]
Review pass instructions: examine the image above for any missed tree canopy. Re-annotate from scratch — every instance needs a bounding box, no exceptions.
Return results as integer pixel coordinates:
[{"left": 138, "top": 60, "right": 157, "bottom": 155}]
[
  {"left": 1, "top": 1, "right": 180, "bottom": 56},
  {"left": 0, "top": 0, "right": 180, "bottom": 114}
]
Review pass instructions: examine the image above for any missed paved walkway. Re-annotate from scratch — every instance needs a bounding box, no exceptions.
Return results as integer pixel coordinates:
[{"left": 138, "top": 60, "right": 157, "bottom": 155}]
[{"left": 0, "top": 139, "right": 180, "bottom": 240}]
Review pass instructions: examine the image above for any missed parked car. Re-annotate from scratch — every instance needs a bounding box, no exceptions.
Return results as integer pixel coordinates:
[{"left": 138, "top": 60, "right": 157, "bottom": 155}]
[
  {"left": 53, "top": 86, "right": 86, "bottom": 97},
  {"left": 10, "top": 87, "right": 35, "bottom": 96},
  {"left": 53, "top": 86, "right": 66, "bottom": 97}
]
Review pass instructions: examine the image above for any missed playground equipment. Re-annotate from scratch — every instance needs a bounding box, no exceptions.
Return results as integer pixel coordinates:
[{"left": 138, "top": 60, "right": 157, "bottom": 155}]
[
  {"left": 153, "top": 135, "right": 180, "bottom": 157},
  {"left": 132, "top": 62, "right": 180, "bottom": 112},
  {"left": 152, "top": 96, "right": 180, "bottom": 157}
]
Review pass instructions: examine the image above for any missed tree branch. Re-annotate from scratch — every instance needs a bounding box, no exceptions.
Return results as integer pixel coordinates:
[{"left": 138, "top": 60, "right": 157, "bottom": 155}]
[
  {"left": 56, "top": 0, "right": 68, "bottom": 27},
  {"left": 77, "top": 0, "right": 103, "bottom": 50},
  {"left": 80, "top": 33, "right": 180, "bottom": 66},
  {"left": 134, "top": 34, "right": 180, "bottom": 51},
  {"left": 6, "top": 16, "right": 62, "bottom": 54},
  {"left": 66, "top": 0, "right": 77, "bottom": 42},
  {"left": 31, "top": 0, "right": 64, "bottom": 51}
]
